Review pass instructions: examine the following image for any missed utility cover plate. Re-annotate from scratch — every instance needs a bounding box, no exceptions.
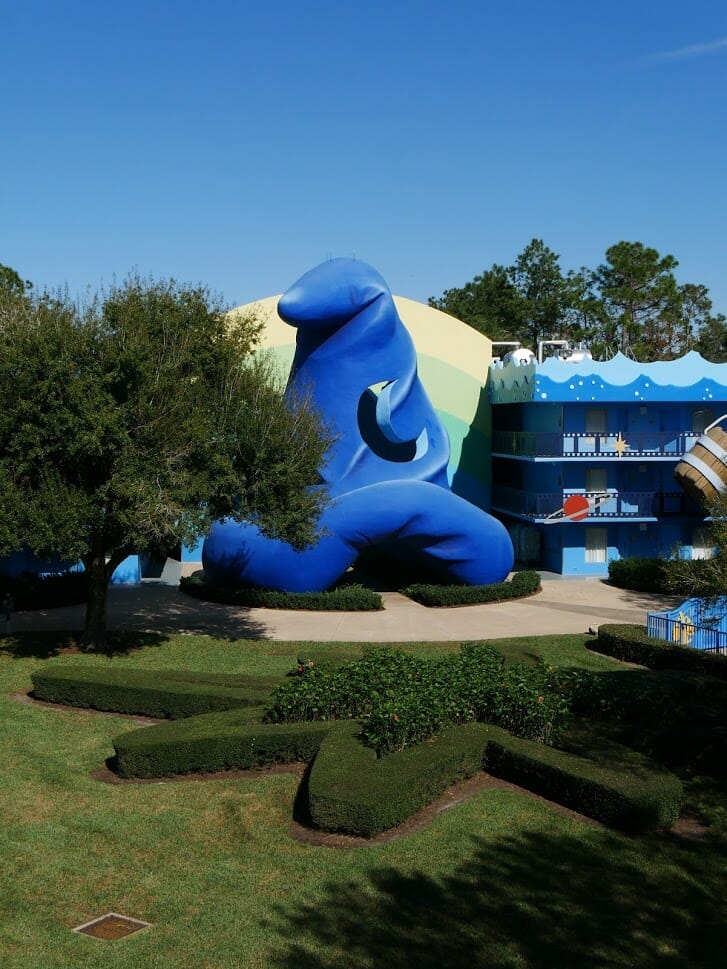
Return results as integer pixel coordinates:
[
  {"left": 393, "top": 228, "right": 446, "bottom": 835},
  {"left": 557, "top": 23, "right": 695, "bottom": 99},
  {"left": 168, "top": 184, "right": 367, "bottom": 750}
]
[{"left": 73, "top": 913, "right": 151, "bottom": 940}]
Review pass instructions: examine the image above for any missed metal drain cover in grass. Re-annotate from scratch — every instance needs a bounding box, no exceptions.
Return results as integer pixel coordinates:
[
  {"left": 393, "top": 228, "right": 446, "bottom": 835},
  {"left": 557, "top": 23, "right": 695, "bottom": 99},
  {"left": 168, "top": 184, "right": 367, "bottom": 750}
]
[{"left": 73, "top": 913, "right": 151, "bottom": 940}]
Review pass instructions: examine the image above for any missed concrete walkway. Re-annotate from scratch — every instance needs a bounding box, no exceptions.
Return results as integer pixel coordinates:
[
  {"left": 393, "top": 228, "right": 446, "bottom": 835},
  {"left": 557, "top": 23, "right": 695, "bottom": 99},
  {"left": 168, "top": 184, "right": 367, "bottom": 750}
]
[{"left": 4, "top": 577, "right": 681, "bottom": 642}]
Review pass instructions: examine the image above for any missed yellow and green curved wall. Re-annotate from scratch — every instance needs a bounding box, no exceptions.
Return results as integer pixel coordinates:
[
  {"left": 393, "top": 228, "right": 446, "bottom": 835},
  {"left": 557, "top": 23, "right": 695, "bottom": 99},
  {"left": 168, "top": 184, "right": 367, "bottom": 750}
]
[{"left": 231, "top": 295, "right": 493, "bottom": 509}]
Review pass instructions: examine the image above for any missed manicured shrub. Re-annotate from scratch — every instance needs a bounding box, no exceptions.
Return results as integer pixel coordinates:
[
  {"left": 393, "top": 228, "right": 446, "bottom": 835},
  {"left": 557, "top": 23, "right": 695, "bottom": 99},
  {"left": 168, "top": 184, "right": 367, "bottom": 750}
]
[
  {"left": 266, "top": 649, "right": 432, "bottom": 737},
  {"left": 1, "top": 570, "right": 88, "bottom": 611},
  {"left": 485, "top": 731, "right": 683, "bottom": 832},
  {"left": 307, "top": 721, "right": 682, "bottom": 835},
  {"left": 265, "top": 643, "right": 570, "bottom": 753},
  {"left": 31, "top": 666, "right": 281, "bottom": 719},
  {"left": 400, "top": 569, "right": 540, "bottom": 607},
  {"left": 608, "top": 557, "right": 715, "bottom": 595},
  {"left": 113, "top": 709, "right": 332, "bottom": 778},
  {"left": 594, "top": 624, "right": 727, "bottom": 681},
  {"left": 307, "top": 721, "right": 490, "bottom": 837},
  {"left": 553, "top": 665, "right": 727, "bottom": 727},
  {"left": 608, "top": 557, "right": 671, "bottom": 593},
  {"left": 179, "top": 575, "right": 383, "bottom": 611},
  {"left": 30, "top": 642, "right": 685, "bottom": 833}
]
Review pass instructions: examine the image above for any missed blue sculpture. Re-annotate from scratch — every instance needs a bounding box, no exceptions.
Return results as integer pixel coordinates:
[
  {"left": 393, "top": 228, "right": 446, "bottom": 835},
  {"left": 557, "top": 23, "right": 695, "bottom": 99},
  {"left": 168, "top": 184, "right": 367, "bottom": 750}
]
[{"left": 203, "top": 259, "right": 514, "bottom": 591}]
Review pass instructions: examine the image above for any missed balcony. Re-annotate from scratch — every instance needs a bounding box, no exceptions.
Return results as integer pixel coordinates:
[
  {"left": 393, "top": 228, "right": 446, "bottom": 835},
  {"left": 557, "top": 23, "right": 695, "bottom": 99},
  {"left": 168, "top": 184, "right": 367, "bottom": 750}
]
[
  {"left": 492, "top": 430, "right": 699, "bottom": 460},
  {"left": 491, "top": 487, "right": 702, "bottom": 522}
]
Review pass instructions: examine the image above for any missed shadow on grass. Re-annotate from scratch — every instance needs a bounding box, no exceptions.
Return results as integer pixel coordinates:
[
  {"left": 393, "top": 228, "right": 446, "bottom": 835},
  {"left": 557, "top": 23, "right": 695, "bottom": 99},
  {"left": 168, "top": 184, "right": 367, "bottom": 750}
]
[
  {"left": 0, "top": 630, "right": 173, "bottom": 659},
  {"left": 559, "top": 667, "right": 727, "bottom": 780},
  {"left": 269, "top": 828, "right": 727, "bottom": 969}
]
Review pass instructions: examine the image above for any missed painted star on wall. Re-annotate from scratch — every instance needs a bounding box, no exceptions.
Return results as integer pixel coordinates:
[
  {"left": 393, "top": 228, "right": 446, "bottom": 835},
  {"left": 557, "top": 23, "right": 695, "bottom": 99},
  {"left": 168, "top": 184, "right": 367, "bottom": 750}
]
[{"left": 613, "top": 432, "right": 630, "bottom": 458}]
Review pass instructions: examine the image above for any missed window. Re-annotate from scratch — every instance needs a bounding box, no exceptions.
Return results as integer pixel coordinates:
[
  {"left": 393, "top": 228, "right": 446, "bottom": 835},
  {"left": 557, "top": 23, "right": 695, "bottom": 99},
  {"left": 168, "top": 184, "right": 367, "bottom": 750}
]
[
  {"left": 586, "top": 468, "right": 607, "bottom": 493},
  {"left": 585, "top": 527, "right": 608, "bottom": 564},
  {"left": 692, "top": 409, "right": 714, "bottom": 434},
  {"left": 585, "top": 409, "right": 608, "bottom": 434},
  {"left": 581, "top": 409, "right": 608, "bottom": 455}
]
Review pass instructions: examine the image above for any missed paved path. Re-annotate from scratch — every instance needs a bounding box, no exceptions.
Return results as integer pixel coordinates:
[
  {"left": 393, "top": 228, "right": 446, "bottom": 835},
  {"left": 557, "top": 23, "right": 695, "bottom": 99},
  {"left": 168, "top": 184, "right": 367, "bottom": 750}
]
[{"left": 4, "top": 578, "right": 681, "bottom": 642}]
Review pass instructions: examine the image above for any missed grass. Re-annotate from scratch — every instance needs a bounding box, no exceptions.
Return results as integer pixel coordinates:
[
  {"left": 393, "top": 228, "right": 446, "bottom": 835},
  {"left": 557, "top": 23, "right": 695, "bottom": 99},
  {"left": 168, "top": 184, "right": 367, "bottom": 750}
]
[{"left": 1, "top": 630, "right": 726, "bottom": 967}]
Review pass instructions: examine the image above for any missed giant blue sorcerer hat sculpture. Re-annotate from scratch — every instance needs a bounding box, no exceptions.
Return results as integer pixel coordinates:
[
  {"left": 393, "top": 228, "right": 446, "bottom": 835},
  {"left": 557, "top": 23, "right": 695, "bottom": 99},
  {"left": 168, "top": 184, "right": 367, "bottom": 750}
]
[{"left": 203, "top": 259, "right": 514, "bottom": 592}]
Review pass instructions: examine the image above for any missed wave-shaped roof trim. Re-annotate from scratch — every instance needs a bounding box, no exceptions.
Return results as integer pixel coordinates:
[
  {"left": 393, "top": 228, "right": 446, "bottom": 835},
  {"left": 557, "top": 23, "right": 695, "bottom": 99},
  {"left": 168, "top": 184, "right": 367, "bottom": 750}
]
[
  {"left": 536, "top": 350, "right": 727, "bottom": 388},
  {"left": 489, "top": 350, "right": 727, "bottom": 404}
]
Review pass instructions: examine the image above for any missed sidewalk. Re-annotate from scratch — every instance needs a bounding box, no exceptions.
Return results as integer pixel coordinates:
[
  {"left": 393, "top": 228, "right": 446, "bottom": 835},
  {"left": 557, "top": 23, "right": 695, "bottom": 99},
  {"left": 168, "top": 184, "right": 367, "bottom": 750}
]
[{"left": 3, "top": 578, "right": 681, "bottom": 642}]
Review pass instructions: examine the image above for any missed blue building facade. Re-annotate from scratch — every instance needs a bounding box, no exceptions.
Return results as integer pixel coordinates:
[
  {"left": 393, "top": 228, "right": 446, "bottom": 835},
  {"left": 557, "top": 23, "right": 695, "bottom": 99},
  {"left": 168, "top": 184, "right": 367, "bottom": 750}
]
[{"left": 489, "top": 350, "right": 727, "bottom": 575}]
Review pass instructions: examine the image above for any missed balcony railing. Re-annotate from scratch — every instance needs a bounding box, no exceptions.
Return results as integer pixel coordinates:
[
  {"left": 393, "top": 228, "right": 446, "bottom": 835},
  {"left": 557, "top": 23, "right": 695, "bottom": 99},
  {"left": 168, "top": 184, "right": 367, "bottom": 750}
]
[
  {"left": 491, "top": 487, "right": 700, "bottom": 521},
  {"left": 492, "top": 430, "right": 700, "bottom": 459}
]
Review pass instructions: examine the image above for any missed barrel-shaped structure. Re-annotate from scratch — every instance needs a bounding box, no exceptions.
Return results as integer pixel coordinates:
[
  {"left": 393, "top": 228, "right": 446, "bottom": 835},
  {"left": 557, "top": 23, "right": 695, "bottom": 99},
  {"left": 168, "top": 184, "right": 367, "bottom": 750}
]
[{"left": 674, "top": 417, "right": 727, "bottom": 505}]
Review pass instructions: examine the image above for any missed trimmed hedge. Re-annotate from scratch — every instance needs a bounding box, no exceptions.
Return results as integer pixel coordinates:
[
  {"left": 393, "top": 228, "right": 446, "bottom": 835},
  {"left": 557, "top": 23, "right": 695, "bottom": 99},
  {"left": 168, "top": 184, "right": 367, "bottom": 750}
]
[
  {"left": 608, "top": 558, "right": 672, "bottom": 593},
  {"left": 113, "top": 710, "right": 332, "bottom": 778},
  {"left": 486, "top": 731, "right": 682, "bottom": 832},
  {"left": 31, "top": 666, "right": 281, "bottom": 719},
  {"left": 31, "top": 653, "right": 683, "bottom": 833},
  {"left": 179, "top": 575, "right": 383, "bottom": 611},
  {"left": 307, "top": 721, "right": 682, "bottom": 836},
  {"left": 553, "top": 665, "right": 727, "bottom": 728},
  {"left": 117, "top": 710, "right": 681, "bottom": 832},
  {"left": 594, "top": 624, "right": 727, "bottom": 681},
  {"left": 400, "top": 569, "right": 540, "bottom": 607},
  {"left": 608, "top": 557, "right": 716, "bottom": 595},
  {"left": 308, "top": 721, "right": 491, "bottom": 837}
]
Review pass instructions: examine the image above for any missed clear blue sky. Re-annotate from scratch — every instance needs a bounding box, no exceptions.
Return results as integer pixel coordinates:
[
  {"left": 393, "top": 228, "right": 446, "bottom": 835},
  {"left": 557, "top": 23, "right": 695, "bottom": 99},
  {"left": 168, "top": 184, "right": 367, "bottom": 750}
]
[{"left": 2, "top": 1, "right": 726, "bottom": 316}]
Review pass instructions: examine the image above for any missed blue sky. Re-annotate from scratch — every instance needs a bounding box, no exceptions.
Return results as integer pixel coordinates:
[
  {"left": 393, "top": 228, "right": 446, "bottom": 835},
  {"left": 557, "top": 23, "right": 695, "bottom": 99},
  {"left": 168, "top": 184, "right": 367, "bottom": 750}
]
[{"left": 2, "top": 1, "right": 726, "bottom": 317}]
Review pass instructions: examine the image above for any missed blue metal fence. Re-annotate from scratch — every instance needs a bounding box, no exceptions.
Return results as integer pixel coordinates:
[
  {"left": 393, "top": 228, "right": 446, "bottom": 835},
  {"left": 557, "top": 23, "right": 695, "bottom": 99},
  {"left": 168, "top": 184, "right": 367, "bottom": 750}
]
[{"left": 647, "top": 597, "right": 727, "bottom": 653}]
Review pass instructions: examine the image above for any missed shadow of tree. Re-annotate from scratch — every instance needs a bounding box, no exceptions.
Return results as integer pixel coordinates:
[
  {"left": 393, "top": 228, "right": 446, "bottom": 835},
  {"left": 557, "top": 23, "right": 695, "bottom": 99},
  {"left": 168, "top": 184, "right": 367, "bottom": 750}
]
[
  {"left": 269, "top": 828, "right": 727, "bottom": 968},
  {"left": 0, "top": 629, "right": 174, "bottom": 659},
  {"left": 595, "top": 582, "right": 683, "bottom": 614},
  {"left": 2, "top": 584, "right": 270, "bottom": 643},
  {"left": 103, "top": 584, "right": 270, "bottom": 640}
]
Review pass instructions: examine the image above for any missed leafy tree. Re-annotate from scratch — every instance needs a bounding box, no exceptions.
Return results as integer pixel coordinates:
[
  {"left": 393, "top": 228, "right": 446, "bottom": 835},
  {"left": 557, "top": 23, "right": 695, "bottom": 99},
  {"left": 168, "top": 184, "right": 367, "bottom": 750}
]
[
  {"left": 582, "top": 243, "right": 727, "bottom": 362},
  {"left": 431, "top": 239, "right": 726, "bottom": 363},
  {"left": 584, "top": 242, "right": 683, "bottom": 360},
  {"left": 682, "top": 284, "right": 727, "bottom": 362},
  {"left": 429, "top": 263, "right": 525, "bottom": 342},
  {"left": 0, "top": 263, "right": 31, "bottom": 296},
  {"left": 697, "top": 313, "right": 727, "bottom": 363},
  {"left": 429, "top": 240, "right": 581, "bottom": 351},
  {"left": 557, "top": 267, "right": 603, "bottom": 348},
  {"left": 0, "top": 276, "right": 331, "bottom": 649},
  {"left": 666, "top": 490, "right": 727, "bottom": 600},
  {"left": 673, "top": 283, "right": 707, "bottom": 355},
  {"left": 510, "top": 239, "right": 577, "bottom": 351},
  {"left": 699, "top": 491, "right": 727, "bottom": 596}
]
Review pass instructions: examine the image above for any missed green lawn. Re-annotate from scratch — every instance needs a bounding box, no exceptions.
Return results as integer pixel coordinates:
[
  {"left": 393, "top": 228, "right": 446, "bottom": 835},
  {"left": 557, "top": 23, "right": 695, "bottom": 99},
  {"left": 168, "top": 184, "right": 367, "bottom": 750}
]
[{"left": 1, "top": 631, "right": 725, "bottom": 968}]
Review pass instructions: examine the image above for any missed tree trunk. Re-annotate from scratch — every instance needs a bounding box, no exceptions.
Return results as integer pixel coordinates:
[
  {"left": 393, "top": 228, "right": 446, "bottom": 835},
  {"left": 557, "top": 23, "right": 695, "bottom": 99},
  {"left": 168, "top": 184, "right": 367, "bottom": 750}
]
[
  {"left": 82, "top": 536, "right": 110, "bottom": 651},
  {"left": 81, "top": 536, "right": 128, "bottom": 651}
]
